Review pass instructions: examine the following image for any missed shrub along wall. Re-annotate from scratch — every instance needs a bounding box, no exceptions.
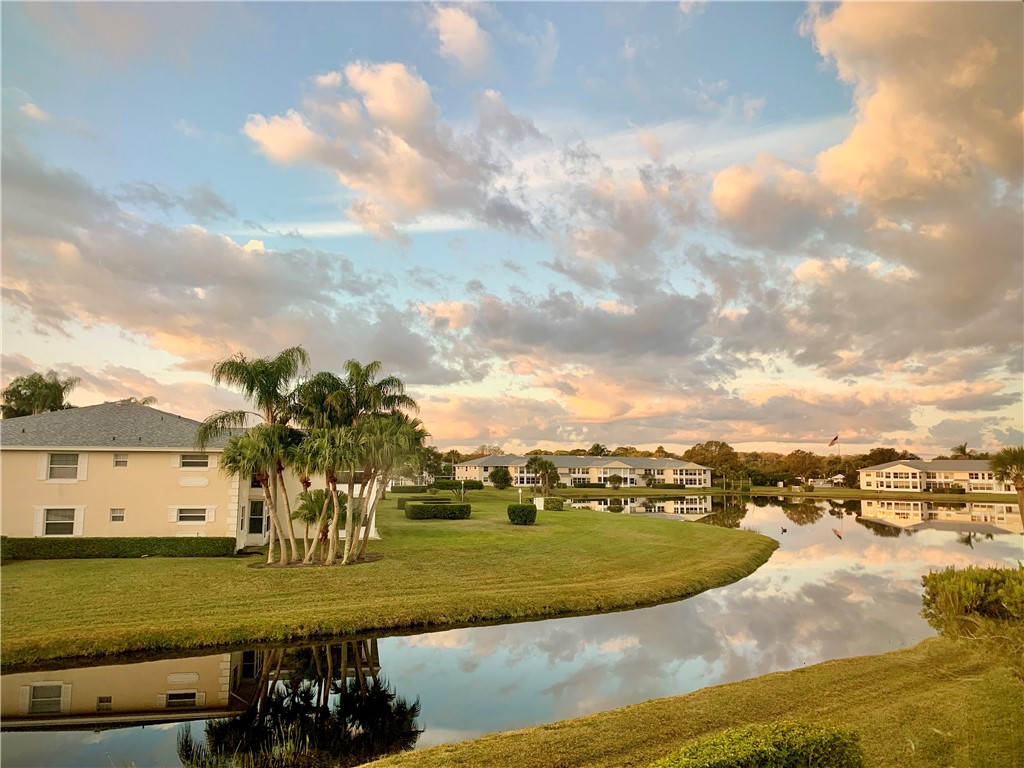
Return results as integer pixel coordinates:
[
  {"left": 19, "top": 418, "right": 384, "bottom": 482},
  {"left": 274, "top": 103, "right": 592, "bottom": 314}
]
[
  {"left": 390, "top": 485, "right": 431, "bottom": 494},
  {"left": 404, "top": 502, "right": 472, "bottom": 520},
  {"left": 572, "top": 482, "right": 607, "bottom": 489},
  {"left": 544, "top": 497, "right": 565, "bottom": 511},
  {"left": 651, "top": 483, "right": 703, "bottom": 490},
  {"left": 507, "top": 504, "right": 538, "bottom": 525},
  {"left": 0, "top": 536, "right": 238, "bottom": 561},
  {"left": 396, "top": 496, "right": 451, "bottom": 510},
  {"left": 648, "top": 722, "right": 864, "bottom": 768}
]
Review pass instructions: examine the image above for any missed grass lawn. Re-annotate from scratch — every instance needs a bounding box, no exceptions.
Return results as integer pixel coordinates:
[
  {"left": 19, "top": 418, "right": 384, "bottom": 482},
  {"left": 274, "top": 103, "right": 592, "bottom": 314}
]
[
  {"left": 368, "top": 637, "right": 1024, "bottom": 768},
  {"left": 0, "top": 488, "right": 776, "bottom": 669}
]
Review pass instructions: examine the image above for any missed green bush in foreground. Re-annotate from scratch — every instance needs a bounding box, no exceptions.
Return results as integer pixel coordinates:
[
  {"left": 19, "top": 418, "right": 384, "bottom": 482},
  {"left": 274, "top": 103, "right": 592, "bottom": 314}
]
[
  {"left": 404, "top": 502, "right": 471, "bottom": 520},
  {"left": 649, "top": 722, "right": 864, "bottom": 768},
  {"left": 0, "top": 536, "right": 237, "bottom": 561},
  {"left": 432, "top": 479, "right": 484, "bottom": 493},
  {"left": 544, "top": 497, "right": 565, "bottom": 511},
  {"left": 507, "top": 504, "right": 537, "bottom": 525}
]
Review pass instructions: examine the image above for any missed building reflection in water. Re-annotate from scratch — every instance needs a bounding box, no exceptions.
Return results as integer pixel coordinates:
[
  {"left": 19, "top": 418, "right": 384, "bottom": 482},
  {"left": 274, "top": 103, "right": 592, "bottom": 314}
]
[
  {"left": 860, "top": 499, "right": 1022, "bottom": 536},
  {"left": 568, "top": 495, "right": 713, "bottom": 517},
  {"left": 2, "top": 639, "right": 421, "bottom": 768}
]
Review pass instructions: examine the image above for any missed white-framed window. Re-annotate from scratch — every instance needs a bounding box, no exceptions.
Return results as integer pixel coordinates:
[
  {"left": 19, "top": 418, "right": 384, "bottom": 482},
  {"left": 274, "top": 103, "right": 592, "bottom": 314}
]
[
  {"left": 47, "top": 453, "right": 84, "bottom": 481},
  {"left": 113, "top": 454, "right": 128, "bottom": 467},
  {"left": 180, "top": 454, "right": 209, "bottom": 468},
  {"left": 34, "top": 506, "right": 86, "bottom": 537},
  {"left": 110, "top": 508, "right": 125, "bottom": 523},
  {"left": 19, "top": 682, "right": 71, "bottom": 715},
  {"left": 158, "top": 690, "right": 205, "bottom": 708},
  {"left": 97, "top": 695, "right": 113, "bottom": 712},
  {"left": 169, "top": 506, "right": 216, "bottom": 524}
]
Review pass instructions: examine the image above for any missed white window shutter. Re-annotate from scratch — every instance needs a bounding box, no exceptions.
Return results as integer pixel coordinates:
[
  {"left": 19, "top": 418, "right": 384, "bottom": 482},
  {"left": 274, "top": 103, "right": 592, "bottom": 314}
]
[
  {"left": 73, "top": 508, "right": 85, "bottom": 537},
  {"left": 34, "top": 508, "right": 45, "bottom": 537},
  {"left": 157, "top": 693, "right": 167, "bottom": 707},
  {"left": 60, "top": 684, "right": 72, "bottom": 713},
  {"left": 168, "top": 507, "right": 178, "bottom": 523},
  {"left": 37, "top": 454, "right": 48, "bottom": 480},
  {"left": 19, "top": 686, "right": 30, "bottom": 715},
  {"left": 171, "top": 455, "right": 181, "bottom": 468},
  {"left": 206, "top": 507, "right": 216, "bottom": 523},
  {"left": 78, "top": 454, "right": 89, "bottom": 481},
  {"left": 196, "top": 692, "right": 206, "bottom": 706},
  {"left": 209, "top": 455, "right": 218, "bottom": 469}
]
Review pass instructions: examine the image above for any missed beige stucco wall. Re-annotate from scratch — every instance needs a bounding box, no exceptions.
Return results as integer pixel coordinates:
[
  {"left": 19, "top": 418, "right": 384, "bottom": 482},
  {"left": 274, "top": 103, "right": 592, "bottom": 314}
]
[{"left": 0, "top": 448, "right": 237, "bottom": 539}]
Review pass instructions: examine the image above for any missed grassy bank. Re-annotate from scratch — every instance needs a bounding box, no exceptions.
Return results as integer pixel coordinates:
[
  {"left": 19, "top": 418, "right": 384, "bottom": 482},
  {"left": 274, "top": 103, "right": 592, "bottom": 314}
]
[
  {"left": 369, "top": 638, "right": 1024, "bottom": 768},
  {"left": 0, "top": 489, "right": 776, "bottom": 669}
]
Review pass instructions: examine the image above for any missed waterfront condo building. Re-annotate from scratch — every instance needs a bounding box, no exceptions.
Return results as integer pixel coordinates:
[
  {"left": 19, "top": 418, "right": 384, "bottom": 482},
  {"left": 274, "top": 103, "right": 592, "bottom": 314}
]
[
  {"left": 455, "top": 454, "right": 712, "bottom": 488},
  {"left": 857, "top": 460, "right": 1014, "bottom": 494}
]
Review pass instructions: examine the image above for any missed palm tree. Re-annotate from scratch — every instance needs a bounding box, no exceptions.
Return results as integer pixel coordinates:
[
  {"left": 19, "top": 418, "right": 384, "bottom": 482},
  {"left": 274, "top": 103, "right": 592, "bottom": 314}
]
[
  {"left": 294, "top": 426, "right": 361, "bottom": 565},
  {"left": 990, "top": 446, "right": 1024, "bottom": 526},
  {"left": 221, "top": 427, "right": 290, "bottom": 565},
  {"left": 950, "top": 443, "right": 975, "bottom": 459},
  {"left": 1, "top": 370, "right": 81, "bottom": 418},
  {"left": 197, "top": 347, "right": 309, "bottom": 563}
]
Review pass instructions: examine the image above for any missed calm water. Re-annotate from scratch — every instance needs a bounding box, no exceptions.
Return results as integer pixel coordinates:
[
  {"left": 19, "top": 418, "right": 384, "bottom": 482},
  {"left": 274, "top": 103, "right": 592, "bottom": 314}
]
[{"left": 3, "top": 497, "right": 1021, "bottom": 767}]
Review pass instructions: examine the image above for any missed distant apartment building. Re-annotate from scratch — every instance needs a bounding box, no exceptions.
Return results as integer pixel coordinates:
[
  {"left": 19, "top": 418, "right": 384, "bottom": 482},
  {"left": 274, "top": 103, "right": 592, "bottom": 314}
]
[
  {"left": 857, "top": 460, "right": 1014, "bottom": 494},
  {"left": 455, "top": 455, "right": 712, "bottom": 488}
]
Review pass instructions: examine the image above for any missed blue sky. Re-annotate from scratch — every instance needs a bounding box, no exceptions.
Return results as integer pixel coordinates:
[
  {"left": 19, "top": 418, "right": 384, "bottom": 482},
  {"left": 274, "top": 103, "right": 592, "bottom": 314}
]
[{"left": 2, "top": 2, "right": 1022, "bottom": 456}]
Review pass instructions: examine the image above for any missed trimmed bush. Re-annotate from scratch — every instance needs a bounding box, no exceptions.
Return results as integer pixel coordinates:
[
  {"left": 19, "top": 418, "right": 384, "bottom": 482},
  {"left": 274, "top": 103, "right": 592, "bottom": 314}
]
[
  {"left": 948, "top": 483, "right": 967, "bottom": 494},
  {"left": 0, "top": 536, "right": 238, "bottom": 561},
  {"left": 507, "top": 504, "right": 537, "bottom": 525},
  {"left": 801, "top": 483, "right": 815, "bottom": 492},
  {"left": 739, "top": 484, "right": 751, "bottom": 492},
  {"left": 404, "top": 502, "right": 471, "bottom": 520},
  {"left": 544, "top": 497, "right": 565, "bottom": 511},
  {"left": 649, "top": 722, "right": 864, "bottom": 768},
  {"left": 607, "top": 502, "right": 625, "bottom": 514},
  {"left": 572, "top": 482, "right": 607, "bottom": 489},
  {"left": 396, "top": 496, "right": 451, "bottom": 510},
  {"left": 390, "top": 485, "right": 430, "bottom": 494},
  {"left": 432, "top": 479, "right": 484, "bottom": 493},
  {"left": 651, "top": 483, "right": 697, "bottom": 490}
]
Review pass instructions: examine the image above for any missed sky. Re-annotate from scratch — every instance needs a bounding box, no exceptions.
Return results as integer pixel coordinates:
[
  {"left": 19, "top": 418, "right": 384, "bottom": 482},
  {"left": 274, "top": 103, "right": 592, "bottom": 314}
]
[{"left": 1, "top": 1, "right": 1022, "bottom": 458}]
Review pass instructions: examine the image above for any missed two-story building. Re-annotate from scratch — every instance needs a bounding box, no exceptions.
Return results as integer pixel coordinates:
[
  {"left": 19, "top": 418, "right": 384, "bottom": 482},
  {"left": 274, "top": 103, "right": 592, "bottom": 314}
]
[
  {"left": 455, "top": 454, "right": 712, "bottom": 488},
  {"left": 0, "top": 400, "right": 331, "bottom": 551},
  {"left": 857, "top": 460, "right": 1014, "bottom": 494}
]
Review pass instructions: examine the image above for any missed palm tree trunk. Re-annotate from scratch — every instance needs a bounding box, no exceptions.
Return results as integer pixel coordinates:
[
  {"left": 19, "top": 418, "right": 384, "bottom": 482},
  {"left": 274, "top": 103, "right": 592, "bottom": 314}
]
[
  {"left": 325, "top": 483, "right": 342, "bottom": 565},
  {"left": 269, "top": 471, "right": 288, "bottom": 565},
  {"left": 276, "top": 465, "right": 300, "bottom": 562},
  {"left": 261, "top": 481, "right": 283, "bottom": 565},
  {"left": 342, "top": 475, "right": 357, "bottom": 565},
  {"left": 303, "top": 493, "right": 332, "bottom": 564},
  {"left": 1015, "top": 481, "right": 1024, "bottom": 528},
  {"left": 357, "top": 472, "right": 384, "bottom": 559}
]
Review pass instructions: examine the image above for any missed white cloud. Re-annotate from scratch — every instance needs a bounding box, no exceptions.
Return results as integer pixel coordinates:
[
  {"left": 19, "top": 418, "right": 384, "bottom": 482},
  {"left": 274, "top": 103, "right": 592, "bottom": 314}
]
[
  {"left": 429, "top": 4, "right": 491, "bottom": 77},
  {"left": 20, "top": 102, "right": 51, "bottom": 122}
]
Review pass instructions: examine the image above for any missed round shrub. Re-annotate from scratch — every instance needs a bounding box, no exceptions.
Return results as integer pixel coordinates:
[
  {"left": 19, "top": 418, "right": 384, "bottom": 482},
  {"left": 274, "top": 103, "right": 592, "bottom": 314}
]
[{"left": 507, "top": 503, "right": 537, "bottom": 525}]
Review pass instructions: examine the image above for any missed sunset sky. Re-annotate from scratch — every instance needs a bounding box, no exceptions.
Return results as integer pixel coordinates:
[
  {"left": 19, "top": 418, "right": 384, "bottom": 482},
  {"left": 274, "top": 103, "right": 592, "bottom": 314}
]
[{"left": 2, "top": 2, "right": 1022, "bottom": 457}]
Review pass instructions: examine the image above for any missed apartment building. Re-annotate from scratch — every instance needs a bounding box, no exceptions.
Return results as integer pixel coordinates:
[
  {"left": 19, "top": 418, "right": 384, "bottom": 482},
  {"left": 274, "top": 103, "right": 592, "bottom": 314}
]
[{"left": 455, "top": 454, "right": 712, "bottom": 488}]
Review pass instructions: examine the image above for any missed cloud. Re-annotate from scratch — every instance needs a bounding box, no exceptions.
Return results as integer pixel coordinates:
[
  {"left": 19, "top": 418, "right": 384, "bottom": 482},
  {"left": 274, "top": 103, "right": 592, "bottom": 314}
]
[
  {"left": 116, "top": 182, "right": 237, "bottom": 224},
  {"left": 19, "top": 102, "right": 51, "bottom": 122},
  {"left": 429, "top": 4, "right": 492, "bottom": 77},
  {"left": 245, "top": 61, "right": 545, "bottom": 238}
]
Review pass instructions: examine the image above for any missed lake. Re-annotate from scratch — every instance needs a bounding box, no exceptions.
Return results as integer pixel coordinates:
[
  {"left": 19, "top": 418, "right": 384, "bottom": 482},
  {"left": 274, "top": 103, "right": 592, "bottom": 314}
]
[{"left": 2, "top": 496, "right": 1021, "bottom": 767}]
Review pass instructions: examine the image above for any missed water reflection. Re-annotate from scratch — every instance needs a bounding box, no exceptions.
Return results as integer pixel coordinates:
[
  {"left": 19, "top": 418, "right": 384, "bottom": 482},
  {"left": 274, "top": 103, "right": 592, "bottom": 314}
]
[
  {"left": 567, "top": 495, "right": 713, "bottom": 516},
  {"left": 177, "top": 641, "right": 421, "bottom": 768},
  {"left": 2, "top": 497, "right": 1020, "bottom": 765}
]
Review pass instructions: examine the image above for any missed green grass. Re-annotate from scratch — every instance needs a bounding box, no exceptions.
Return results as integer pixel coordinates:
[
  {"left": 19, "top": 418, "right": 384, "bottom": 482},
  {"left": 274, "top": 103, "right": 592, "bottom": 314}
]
[
  {"left": 368, "top": 638, "right": 1024, "bottom": 768},
  {"left": 0, "top": 489, "right": 776, "bottom": 669}
]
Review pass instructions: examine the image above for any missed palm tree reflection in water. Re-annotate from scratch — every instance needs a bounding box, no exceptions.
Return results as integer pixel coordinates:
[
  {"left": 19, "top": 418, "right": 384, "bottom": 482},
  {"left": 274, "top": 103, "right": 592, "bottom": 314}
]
[{"left": 177, "top": 639, "right": 422, "bottom": 767}]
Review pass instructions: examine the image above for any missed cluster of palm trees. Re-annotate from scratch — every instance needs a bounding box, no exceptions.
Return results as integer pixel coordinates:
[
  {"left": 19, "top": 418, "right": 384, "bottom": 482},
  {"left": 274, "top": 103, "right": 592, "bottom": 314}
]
[{"left": 196, "top": 347, "right": 427, "bottom": 567}]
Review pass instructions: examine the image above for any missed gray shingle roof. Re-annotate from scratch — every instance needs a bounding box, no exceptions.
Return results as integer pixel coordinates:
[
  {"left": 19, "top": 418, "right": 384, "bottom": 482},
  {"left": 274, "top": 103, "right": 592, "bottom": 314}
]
[
  {"left": 456, "top": 454, "right": 709, "bottom": 470},
  {"left": 0, "top": 401, "right": 232, "bottom": 450},
  {"left": 859, "top": 460, "right": 993, "bottom": 472}
]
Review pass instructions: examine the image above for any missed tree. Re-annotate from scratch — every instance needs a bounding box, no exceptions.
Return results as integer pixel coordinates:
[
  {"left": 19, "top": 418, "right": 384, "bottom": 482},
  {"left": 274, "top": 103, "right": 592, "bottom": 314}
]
[
  {"left": 684, "top": 441, "right": 740, "bottom": 481},
  {"left": 489, "top": 467, "right": 513, "bottom": 489},
  {"left": 607, "top": 473, "right": 624, "bottom": 489},
  {"left": 784, "top": 450, "right": 824, "bottom": 481},
  {"left": 1, "top": 371, "right": 81, "bottom": 418},
  {"left": 950, "top": 443, "right": 975, "bottom": 459},
  {"left": 862, "top": 447, "right": 920, "bottom": 465},
  {"left": 990, "top": 446, "right": 1024, "bottom": 526},
  {"left": 524, "top": 456, "right": 559, "bottom": 494},
  {"left": 197, "top": 346, "right": 310, "bottom": 564},
  {"left": 586, "top": 443, "right": 609, "bottom": 456}
]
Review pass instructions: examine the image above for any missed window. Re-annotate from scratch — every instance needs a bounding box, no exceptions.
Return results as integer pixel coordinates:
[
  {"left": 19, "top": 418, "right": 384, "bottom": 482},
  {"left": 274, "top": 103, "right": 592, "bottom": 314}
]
[
  {"left": 177, "top": 508, "right": 207, "bottom": 523},
  {"left": 166, "top": 691, "right": 197, "bottom": 708},
  {"left": 96, "top": 696, "right": 113, "bottom": 712},
  {"left": 44, "top": 509, "right": 76, "bottom": 536},
  {"left": 180, "top": 454, "right": 209, "bottom": 468},
  {"left": 110, "top": 508, "right": 125, "bottom": 523},
  {"left": 29, "top": 684, "right": 64, "bottom": 714},
  {"left": 48, "top": 453, "right": 78, "bottom": 480},
  {"left": 113, "top": 454, "right": 128, "bottom": 467}
]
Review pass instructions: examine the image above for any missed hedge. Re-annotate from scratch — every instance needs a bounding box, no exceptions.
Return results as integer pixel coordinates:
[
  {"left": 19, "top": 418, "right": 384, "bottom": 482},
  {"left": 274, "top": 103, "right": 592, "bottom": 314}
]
[
  {"left": 432, "top": 479, "right": 484, "bottom": 492},
  {"left": 571, "top": 482, "right": 607, "bottom": 489},
  {"left": 396, "top": 496, "right": 451, "bottom": 510},
  {"left": 507, "top": 504, "right": 537, "bottom": 525},
  {"left": 649, "top": 722, "right": 864, "bottom": 768},
  {"left": 543, "top": 497, "right": 565, "bottom": 511},
  {"left": 0, "top": 536, "right": 238, "bottom": 561},
  {"left": 404, "top": 502, "right": 472, "bottom": 520},
  {"left": 651, "top": 483, "right": 700, "bottom": 490},
  {"left": 390, "top": 485, "right": 431, "bottom": 494}
]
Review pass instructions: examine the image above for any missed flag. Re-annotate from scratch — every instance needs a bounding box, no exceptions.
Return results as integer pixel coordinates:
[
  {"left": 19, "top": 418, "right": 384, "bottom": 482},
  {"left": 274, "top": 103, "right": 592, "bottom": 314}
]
[{"left": 828, "top": 435, "right": 839, "bottom": 446}]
